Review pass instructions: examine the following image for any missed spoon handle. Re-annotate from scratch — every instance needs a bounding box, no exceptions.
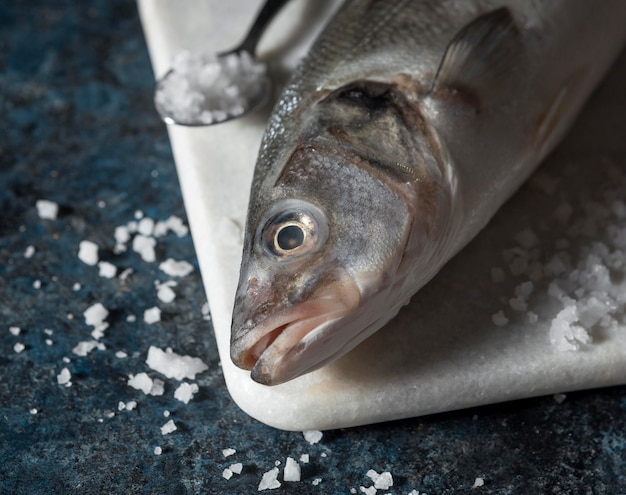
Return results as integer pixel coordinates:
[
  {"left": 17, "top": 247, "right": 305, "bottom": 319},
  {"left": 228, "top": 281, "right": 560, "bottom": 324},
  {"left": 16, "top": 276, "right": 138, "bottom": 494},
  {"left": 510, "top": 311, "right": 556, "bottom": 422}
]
[{"left": 232, "top": 0, "right": 293, "bottom": 55}]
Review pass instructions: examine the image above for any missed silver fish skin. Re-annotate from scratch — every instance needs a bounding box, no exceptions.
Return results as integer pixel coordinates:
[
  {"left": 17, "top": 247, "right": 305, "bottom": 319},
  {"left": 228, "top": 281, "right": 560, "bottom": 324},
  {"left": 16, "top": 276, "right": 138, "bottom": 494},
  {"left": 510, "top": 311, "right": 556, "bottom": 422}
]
[{"left": 231, "top": 0, "right": 626, "bottom": 385}]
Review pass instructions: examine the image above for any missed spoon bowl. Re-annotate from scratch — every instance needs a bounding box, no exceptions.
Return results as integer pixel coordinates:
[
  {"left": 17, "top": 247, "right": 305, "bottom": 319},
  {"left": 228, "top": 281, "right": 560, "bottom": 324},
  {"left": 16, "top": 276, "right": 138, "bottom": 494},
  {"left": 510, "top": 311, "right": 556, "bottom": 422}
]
[{"left": 154, "top": 0, "right": 289, "bottom": 126}]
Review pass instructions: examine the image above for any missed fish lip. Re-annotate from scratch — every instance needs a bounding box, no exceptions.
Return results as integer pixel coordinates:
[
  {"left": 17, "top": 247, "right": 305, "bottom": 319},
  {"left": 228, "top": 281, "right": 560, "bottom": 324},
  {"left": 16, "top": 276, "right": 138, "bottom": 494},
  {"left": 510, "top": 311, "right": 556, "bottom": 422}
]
[{"left": 230, "top": 268, "right": 360, "bottom": 385}]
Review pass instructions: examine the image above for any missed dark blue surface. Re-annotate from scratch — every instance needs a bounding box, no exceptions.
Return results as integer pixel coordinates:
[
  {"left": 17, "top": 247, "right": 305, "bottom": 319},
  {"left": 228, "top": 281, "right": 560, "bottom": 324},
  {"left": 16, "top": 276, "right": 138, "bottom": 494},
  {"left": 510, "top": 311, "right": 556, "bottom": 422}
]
[{"left": 1, "top": 1, "right": 625, "bottom": 494}]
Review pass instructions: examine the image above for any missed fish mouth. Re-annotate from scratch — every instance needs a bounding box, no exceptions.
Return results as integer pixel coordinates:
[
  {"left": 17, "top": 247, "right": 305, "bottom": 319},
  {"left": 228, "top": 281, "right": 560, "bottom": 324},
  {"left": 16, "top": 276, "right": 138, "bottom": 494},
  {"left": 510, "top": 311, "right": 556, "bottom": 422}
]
[{"left": 231, "top": 268, "right": 360, "bottom": 385}]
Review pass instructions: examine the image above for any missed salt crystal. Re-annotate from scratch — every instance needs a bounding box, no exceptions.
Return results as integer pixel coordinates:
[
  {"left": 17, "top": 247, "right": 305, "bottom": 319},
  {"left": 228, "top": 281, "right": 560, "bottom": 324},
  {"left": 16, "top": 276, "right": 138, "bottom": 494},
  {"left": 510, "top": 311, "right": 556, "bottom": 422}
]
[
  {"left": 509, "top": 297, "right": 527, "bottom": 312},
  {"left": 125, "top": 401, "right": 137, "bottom": 410},
  {"left": 118, "top": 401, "right": 126, "bottom": 411},
  {"left": 312, "top": 478, "right": 322, "bottom": 486},
  {"left": 45, "top": 339, "right": 53, "bottom": 346},
  {"left": 514, "top": 229, "right": 539, "bottom": 250},
  {"left": 73, "top": 283, "right": 81, "bottom": 291},
  {"left": 30, "top": 408, "right": 38, "bottom": 415},
  {"left": 36, "top": 199, "right": 59, "bottom": 220},
  {"left": 374, "top": 472, "right": 393, "bottom": 490},
  {"left": 138, "top": 217, "right": 155, "bottom": 236},
  {"left": 134, "top": 210, "right": 144, "bottom": 219},
  {"left": 299, "top": 454, "right": 309, "bottom": 463},
  {"left": 159, "top": 258, "right": 194, "bottom": 277},
  {"left": 174, "top": 382, "right": 199, "bottom": 404},
  {"left": 154, "top": 446, "right": 162, "bottom": 455},
  {"left": 472, "top": 477, "right": 485, "bottom": 488},
  {"left": 115, "top": 351, "right": 128, "bottom": 359},
  {"left": 57, "top": 367, "right": 71, "bottom": 386},
  {"left": 128, "top": 373, "right": 154, "bottom": 395},
  {"left": 160, "top": 419, "right": 177, "bottom": 435},
  {"left": 72, "top": 340, "right": 106, "bottom": 356},
  {"left": 9, "top": 326, "right": 21, "bottom": 336},
  {"left": 14, "top": 342, "right": 25, "bottom": 353},
  {"left": 84, "top": 302, "right": 109, "bottom": 327},
  {"left": 230, "top": 463, "right": 243, "bottom": 474},
  {"left": 491, "top": 310, "right": 508, "bottom": 327},
  {"left": 146, "top": 346, "right": 208, "bottom": 380},
  {"left": 78, "top": 240, "right": 99, "bottom": 266},
  {"left": 360, "top": 487, "right": 376, "bottom": 495},
  {"left": 283, "top": 457, "right": 301, "bottom": 482},
  {"left": 222, "top": 448, "right": 236, "bottom": 457},
  {"left": 143, "top": 307, "right": 161, "bottom": 324},
  {"left": 33, "top": 280, "right": 41, "bottom": 289},
  {"left": 222, "top": 468, "right": 233, "bottom": 480},
  {"left": 132, "top": 235, "right": 156, "bottom": 262},
  {"left": 150, "top": 379, "right": 165, "bottom": 396},
  {"left": 303, "top": 430, "right": 323, "bottom": 445},
  {"left": 97, "top": 261, "right": 117, "bottom": 278},
  {"left": 114, "top": 225, "right": 130, "bottom": 252},
  {"left": 258, "top": 467, "right": 281, "bottom": 491},
  {"left": 24, "top": 245, "right": 35, "bottom": 258},
  {"left": 127, "top": 315, "right": 137, "bottom": 323},
  {"left": 163, "top": 410, "right": 170, "bottom": 417},
  {"left": 156, "top": 281, "right": 177, "bottom": 303}
]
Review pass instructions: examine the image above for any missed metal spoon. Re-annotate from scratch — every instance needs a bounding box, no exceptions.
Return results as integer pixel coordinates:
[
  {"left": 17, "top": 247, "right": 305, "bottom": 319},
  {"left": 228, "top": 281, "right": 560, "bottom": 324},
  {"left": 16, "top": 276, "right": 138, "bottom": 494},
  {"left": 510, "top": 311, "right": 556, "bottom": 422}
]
[{"left": 154, "top": 0, "right": 290, "bottom": 126}]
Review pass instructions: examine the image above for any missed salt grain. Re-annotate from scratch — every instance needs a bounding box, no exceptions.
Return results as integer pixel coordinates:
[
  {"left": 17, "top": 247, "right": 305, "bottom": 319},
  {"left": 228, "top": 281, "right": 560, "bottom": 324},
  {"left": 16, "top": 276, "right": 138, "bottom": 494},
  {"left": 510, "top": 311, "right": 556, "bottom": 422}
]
[
  {"left": 143, "top": 307, "right": 161, "bottom": 325},
  {"left": 14, "top": 342, "right": 25, "bottom": 353},
  {"left": 491, "top": 310, "right": 509, "bottom": 327},
  {"left": 138, "top": 217, "right": 155, "bottom": 236},
  {"left": 128, "top": 372, "right": 164, "bottom": 396},
  {"left": 159, "top": 258, "right": 194, "bottom": 277},
  {"left": 132, "top": 234, "right": 156, "bottom": 262},
  {"left": 360, "top": 487, "right": 376, "bottom": 495},
  {"left": 24, "top": 245, "right": 35, "bottom": 258},
  {"left": 160, "top": 419, "right": 177, "bottom": 435},
  {"left": 156, "top": 281, "right": 177, "bottom": 303},
  {"left": 312, "top": 478, "right": 322, "bottom": 486},
  {"left": 57, "top": 367, "right": 72, "bottom": 386},
  {"left": 299, "top": 454, "right": 309, "bottom": 463},
  {"left": 283, "top": 457, "right": 301, "bottom": 482},
  {"left": 472, "top": 477, "right": 485, "bottom": 488},
  {"left": 303, "top": 430, "right": 323, "bottom": 445},
  {"left": 98, "top": 261, "right": 117, "bottom": 278},
  {"left": 72, "top": 340, "right": 106, "bottom": 357},
  {"left": 36, "top": 199, "right": 59, "bottom": 220},
  {"left": 222, "top": 448, "right": 236, "bottom": 457},
  {"left": 30, "top": 408, "right": 38, "bottom": 415},
  {"left": 146, "top": 346, "right": 208, "bottom": 380},
  {"left": 222, "top": 468, "right": 233, "bottom": 480},
  {"left": 9, "top": 326, "right": 21, "bottom": 336},
  {"left": 258, "top": 467, "right": 281, "bottom": 491},
  {"left": 78, "top": 240, "right": 99, "bottom": 266},
  {"left": 230, "top": 463, "right": 243, "bottom": 474},
  {"left": 154, "top": 446, "right": 162, "bottom": 455},
  {"left": 174, "top": 382, "right": 199, "bottom": 404}
]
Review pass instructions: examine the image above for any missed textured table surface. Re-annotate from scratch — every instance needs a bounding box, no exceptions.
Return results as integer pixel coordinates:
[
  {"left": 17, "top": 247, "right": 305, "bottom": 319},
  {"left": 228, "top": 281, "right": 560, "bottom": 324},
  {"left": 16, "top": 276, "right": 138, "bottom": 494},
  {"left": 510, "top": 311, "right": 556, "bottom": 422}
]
[{"left": 1, "top": 1, "right": 625, "bottom": 494}]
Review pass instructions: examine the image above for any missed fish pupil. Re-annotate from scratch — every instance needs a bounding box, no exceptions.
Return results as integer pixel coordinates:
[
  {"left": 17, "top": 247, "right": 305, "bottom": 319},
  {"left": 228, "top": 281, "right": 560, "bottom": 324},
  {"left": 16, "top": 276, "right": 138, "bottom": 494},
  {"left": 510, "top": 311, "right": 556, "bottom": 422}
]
[{"left": 276, "top": 224, "right": 305, "bottom": 251}]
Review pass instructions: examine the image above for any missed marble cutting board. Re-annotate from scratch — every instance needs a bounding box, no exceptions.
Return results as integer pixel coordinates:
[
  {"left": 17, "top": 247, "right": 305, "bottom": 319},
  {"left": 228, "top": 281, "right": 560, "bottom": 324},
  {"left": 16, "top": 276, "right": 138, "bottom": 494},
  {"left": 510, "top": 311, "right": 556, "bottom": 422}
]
[{"left": 137, "top": 0, "right": 626, "bottom": 431}]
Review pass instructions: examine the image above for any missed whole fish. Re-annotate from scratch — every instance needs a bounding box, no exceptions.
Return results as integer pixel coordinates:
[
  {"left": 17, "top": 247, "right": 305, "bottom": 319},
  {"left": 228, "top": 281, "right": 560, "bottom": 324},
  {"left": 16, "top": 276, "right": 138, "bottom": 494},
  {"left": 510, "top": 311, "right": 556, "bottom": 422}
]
[{"left": 230, "top": 0, "right": 626, "bottom": 385}]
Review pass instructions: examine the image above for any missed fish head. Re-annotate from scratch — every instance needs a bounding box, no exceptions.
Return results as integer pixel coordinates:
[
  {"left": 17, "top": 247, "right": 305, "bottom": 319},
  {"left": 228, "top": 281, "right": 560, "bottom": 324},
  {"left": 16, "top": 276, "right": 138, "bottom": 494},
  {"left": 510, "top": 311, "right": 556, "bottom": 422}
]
[{"left": 231, "top": 79, "right": 455, "bottom": 385}]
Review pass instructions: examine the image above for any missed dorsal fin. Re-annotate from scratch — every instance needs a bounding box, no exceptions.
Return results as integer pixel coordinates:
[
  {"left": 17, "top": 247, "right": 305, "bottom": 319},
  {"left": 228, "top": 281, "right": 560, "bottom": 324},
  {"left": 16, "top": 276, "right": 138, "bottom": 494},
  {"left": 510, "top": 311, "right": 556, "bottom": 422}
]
[{"left": 431, "top": 7, "right": 522, "bottom": 106}]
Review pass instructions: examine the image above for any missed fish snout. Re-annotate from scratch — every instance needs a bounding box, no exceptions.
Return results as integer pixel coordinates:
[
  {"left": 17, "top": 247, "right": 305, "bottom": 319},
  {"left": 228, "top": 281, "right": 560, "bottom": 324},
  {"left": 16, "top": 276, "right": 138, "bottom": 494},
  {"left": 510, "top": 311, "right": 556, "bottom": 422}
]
[{"left": 230, "top": 266, "right": 360, "bottom": 385}]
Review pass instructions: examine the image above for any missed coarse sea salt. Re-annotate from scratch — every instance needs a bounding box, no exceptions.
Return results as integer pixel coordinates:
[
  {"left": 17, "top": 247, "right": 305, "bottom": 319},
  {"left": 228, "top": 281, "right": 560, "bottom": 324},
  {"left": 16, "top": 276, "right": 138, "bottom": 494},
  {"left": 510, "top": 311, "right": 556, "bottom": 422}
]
[
  {"left": 78, "top": 240, "right": 99, "bottom": 266},
  {"left": 155, "top": 50, "right": 267, "bottom": 125},
  {"left": 258, "top": 467, "right": 281, "bottom": 491},
  {"left": 159, "top": 258, "right": 194, "bottom": 277},
  {"left": 222, "top": 448, "right": 236, "bottom": 457},
  {"left": 146, "top": 346, "right": 208, "bottom": 380},
  {"left": 143, "top": 307, "right": 161, "bottom": 325},
  {"left": 14, "top": 342, "right": 25, "bottom": 353},
  {"left": 156, "top": 280, "right": 177, "bottom": 303},
  {"left": 128, "top": 372, "right": 165, "bottom": 396},
  {"left": 132, "top": 234, "right": 156, "bottom": 262},
  {"left": 24, "top": 245, "right": 35, "bottom": 258},
  {"left": 303, "top": 430, "right": 323, "bottom": 445},
  {"left": 229, "top": 463, "right": 243, "bottom": 475},
  {"left": 72, "top": 340, "right": 105, "bottom": 356},
  {"left": 160, "top": 419, "right": 177, "bottom": 435},
  {"left": 98, "top": 261, "right": 117, "bottom": 279},
  {"left": 57, "top": 367, "right": 72, "bottom": 386},
  {"left": 173, "top": 382, "right": 199, "bottom": 404},
  {"left": 472, "top": 477, "right": 485, "bottom": 488},
  {"left": 36, "top": 199, "right": 59, "bottom": 220},
  {"left": 9, "top": 326, "right": 21, "bottom": 336},
  {"left": 283, "top": 457, "right": 301, "bottom": 482}
]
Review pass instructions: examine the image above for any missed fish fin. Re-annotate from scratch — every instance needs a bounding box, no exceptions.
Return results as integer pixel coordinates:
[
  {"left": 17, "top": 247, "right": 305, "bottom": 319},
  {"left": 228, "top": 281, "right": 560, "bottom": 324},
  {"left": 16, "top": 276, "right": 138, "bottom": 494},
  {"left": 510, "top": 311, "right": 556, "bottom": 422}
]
[
  {"left": 533, "top": 67, "right": 588, "bottom": 153},
  {"left": 431, "top": 7, "right": 521, "bottom": 107}
]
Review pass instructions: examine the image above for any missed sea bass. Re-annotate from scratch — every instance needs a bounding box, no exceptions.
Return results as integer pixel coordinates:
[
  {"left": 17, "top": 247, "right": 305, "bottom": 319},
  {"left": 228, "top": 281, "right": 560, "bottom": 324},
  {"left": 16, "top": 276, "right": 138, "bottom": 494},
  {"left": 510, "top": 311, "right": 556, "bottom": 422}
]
[{"left": 230, "top": 0, "right": 626, "bottom": 385}]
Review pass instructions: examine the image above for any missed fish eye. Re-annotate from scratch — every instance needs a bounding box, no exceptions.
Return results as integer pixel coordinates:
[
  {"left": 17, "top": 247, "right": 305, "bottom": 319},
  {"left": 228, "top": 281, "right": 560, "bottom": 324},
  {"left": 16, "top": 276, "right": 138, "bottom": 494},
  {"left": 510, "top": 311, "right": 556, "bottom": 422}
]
[{"left": 259, "top": 202, "right": 328, "bottom": 259}]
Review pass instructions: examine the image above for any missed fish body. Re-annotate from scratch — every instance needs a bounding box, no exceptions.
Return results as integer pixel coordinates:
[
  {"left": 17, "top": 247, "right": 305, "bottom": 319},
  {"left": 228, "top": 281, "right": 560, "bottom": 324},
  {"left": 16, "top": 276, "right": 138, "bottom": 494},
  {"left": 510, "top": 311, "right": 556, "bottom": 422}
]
[{"left": 231, "top": 0, "right": 626, "bottom": 385}]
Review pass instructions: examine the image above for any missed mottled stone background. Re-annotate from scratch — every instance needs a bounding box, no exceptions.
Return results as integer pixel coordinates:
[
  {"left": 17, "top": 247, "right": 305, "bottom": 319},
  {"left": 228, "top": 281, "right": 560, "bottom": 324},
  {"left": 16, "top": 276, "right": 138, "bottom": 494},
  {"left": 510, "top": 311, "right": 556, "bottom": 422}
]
[{"left": 0, "top": 1, "right": 624, "bottom": 494}]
